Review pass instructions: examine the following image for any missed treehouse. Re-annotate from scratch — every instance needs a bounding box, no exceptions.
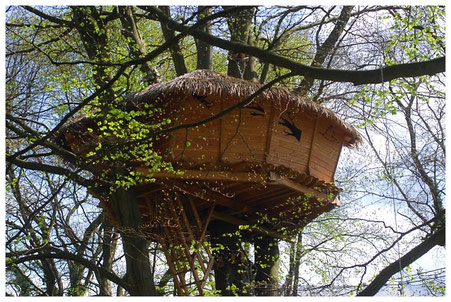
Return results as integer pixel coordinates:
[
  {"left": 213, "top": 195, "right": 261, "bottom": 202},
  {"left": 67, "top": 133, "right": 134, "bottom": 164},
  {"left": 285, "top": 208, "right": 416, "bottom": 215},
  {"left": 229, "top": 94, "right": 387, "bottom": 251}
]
[{"left": 56, "top": 70, "right": 361, "bottom": 295}]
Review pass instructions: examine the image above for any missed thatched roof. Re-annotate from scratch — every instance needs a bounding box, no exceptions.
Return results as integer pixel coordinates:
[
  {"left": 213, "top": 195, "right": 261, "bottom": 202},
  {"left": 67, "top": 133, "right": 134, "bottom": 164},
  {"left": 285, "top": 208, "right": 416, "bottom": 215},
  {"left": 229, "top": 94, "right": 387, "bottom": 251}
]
[{"left": 126, "top": 69, "right": 361, "bottom": 147}]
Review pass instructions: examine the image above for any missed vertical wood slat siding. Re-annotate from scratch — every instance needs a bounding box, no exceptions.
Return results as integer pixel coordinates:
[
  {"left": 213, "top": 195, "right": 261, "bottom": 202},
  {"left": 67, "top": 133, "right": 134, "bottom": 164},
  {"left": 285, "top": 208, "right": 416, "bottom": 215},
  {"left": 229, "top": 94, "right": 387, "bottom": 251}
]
[
  {"left": 331, "top": 138, "right": 344, "bottom": 178},
  {"left": 171, "top": 97, "right": 221, "bottom": 162},
  {"left": 166, "top": 96, "right": 186, "bottom": 161},
  {"left": 264, "top": 101, "right": 276, "bottom": 162},
  {"left": 151, "top": 92, "right": 182, "bottom": 160},
  {"left": 152, "top": 94, "right": 346, "bottom": 184},
  {"left": 219, "top": 97, "right": 268, "bottom": 162},
  {"left": 308, "top": 118, "right": 345, "bottom": 182},
  {"left": 266, "top": 108, "right": 316, "bottom": 175},
  {"left": 306, "top": 115, "right": 319, "bottom": 175}
]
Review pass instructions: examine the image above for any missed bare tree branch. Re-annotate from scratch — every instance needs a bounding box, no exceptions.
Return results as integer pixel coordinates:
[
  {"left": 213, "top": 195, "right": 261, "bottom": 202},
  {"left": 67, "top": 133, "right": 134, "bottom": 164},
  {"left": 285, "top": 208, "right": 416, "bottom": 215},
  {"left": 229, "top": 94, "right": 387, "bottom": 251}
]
[
  {"left": 8, "top": 157, "right": 92, "bottom": 188},
  {"left": 296, "top": 6, "right": 354, "bottom": 94},
  {"left": 148, "top": 6, "right": 445, "bottom": 85},
  {"left": 357, "top": 226, "right": 445, "bottom": 296},
  {"left": 22, "top": 6, "right": 72, "bottom": 26},
  {"left": 7, "top": 249, "right": 130, "bottom": 293}
]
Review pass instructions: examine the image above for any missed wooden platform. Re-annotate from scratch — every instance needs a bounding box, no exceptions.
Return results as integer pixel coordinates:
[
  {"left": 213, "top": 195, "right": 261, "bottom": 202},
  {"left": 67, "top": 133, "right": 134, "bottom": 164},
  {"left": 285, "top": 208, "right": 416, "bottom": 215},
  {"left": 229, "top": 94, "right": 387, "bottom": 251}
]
[{"left": 99, "top": 161, "right": 341, "bottom": 242}]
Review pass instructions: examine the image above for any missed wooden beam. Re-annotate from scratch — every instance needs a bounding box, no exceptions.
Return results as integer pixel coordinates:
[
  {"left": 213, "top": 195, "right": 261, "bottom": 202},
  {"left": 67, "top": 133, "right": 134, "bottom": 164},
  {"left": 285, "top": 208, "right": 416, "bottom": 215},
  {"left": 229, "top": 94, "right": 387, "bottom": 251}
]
[
  {"left": 135, "top": 185, "right": 164, "bottom": 198},
  {"left": 247, "top": 190, "right": 300, "bottom": 210},
  {"left": 222, "top": 181, "right": 259, "bottom": 195},
  {"left": 174, "top": 195, "right": 210, "bottom": 280},
  {"left": 236, "top": 186, "right": 290, "bottom": 206},
  {"left": 159, "top": 242, "right": 187, "bottom": 296},
  {"left": 211, "top": 211, "right": 293, "bottom": 242},
  {"left": 268, "top": 172, "right": 336, "bottom": 202},
  {"left": 167, "top": 196, "right": 204, "bottom": 295},
  {"left": 134, "top": 166, "right": 267, "bottom": 183},
  {"left": 166, "top": 180, "right": 251, "bottom": 212},
  {"left": 201, "top": 257, "right": 215, "bottom": 288},
  {"left": 187, "top": 195, "right": 204, "bottom": 233},
  {"left": 268, "top": 195, "right": 340, "bottom": 222},
  {"left": 200, "top": 204, "right": 215, "bottom": 244}
]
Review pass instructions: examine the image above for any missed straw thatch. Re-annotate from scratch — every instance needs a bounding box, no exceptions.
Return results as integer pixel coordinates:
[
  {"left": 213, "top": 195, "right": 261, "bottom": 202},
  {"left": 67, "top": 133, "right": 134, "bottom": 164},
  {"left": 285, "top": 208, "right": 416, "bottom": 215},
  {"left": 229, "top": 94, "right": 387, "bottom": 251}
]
[{"left": 126, "top": 69, "right": 362, "bottom": 147}]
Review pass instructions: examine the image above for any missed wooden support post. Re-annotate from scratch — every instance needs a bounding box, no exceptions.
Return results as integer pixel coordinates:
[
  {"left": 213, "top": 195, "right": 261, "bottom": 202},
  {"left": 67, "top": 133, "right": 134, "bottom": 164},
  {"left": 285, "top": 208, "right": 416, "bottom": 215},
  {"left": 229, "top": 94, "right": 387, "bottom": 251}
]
[
  {"left": 167, "top": 195, "right": 204, "bottom": 295},
  {"left": 148, "top": 192, "right": 215, "bottom": 296}
]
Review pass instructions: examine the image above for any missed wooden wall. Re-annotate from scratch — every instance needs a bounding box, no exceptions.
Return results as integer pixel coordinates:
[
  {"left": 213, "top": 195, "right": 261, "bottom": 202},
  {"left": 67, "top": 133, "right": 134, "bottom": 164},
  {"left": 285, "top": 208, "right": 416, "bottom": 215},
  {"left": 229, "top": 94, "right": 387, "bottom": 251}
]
[
  {"left": 266, "top": 106, "right": 316, "bottom": 176},
  {"left": 308, "top": 117, "right": 344, "bottom": 182},
  {"left": 218, "top": 97, "right": 270, "bottom": 163},
  {"left": 170, "top": 95, "right": 221, "bottom": 163},
  {"left": 154, "top": 94, "right": 345, "bottom": 184}
]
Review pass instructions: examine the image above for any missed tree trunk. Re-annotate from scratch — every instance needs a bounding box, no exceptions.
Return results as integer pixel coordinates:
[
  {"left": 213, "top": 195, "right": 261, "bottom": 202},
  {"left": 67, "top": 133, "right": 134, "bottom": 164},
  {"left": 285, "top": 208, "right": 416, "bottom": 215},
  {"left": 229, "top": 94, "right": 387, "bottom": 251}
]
[
  {"left": 98, "top": 221, "right": 117, "bottom": 296},
  {"left": 295, "top": 6, "right": 354, "bottom": 95},
  {"left": 41, "top": 255, "right": 60, "bottom": 295},
  {"left": 118, "top": 6, "right": 160, "bottom": 85},
  {"left": 284, "top": 240, "right": 296, "bottom": 295},
  {"left": 283, "top": 232, "right": 303, "bottom": 296},
  {"left": 71, "top": 6, "right": 112, "bottom": 86},
  {"left": 243, "top": 33, "right": 258, "bottom": 81},
  {"left": 225, "top": 6, "right": 255, "bottom": 78},
  {"left": 195, "top": 6, "right": 213, "bottom": 70},
  {"left": 158, "top": 6, "right": 188, "bottom": 76},
  {"left": 358, "top": 227, "right": 445, "bottom": 296},
  {"left": 209, "top": 220, "right": 250, "bottom": 296},
  {"left": 254, "top": 235, "right": 279, "bottom": 296},
  {"left": 291, "top": 232, "right": 303, "bottom": 296},
  {"left": 110, "top": 187, "right": 157, "bottom": 296}
]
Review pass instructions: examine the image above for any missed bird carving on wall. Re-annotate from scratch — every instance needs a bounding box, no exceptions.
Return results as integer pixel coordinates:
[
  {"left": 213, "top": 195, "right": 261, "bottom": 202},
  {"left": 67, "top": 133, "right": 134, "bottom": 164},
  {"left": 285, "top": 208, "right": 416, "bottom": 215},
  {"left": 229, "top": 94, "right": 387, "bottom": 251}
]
[
  {"left": 193, "top": 93, "right": 213, "bottom": 109},
  {"left": 245, "top": 104, "right": 265, "bottom": 117},
  {"left": 279, "top": 116, "right": 302, "bottom": 142},
  {"left": 321, "top": 125, "right": 339, "bottom": 143}
]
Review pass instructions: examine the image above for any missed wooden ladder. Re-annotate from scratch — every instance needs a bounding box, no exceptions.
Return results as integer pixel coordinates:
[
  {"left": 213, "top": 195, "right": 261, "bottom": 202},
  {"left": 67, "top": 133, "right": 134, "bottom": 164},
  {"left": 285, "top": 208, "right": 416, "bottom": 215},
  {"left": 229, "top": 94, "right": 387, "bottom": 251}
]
[{"left": 152, "top": 191, "right": 215, "bottom": 295}]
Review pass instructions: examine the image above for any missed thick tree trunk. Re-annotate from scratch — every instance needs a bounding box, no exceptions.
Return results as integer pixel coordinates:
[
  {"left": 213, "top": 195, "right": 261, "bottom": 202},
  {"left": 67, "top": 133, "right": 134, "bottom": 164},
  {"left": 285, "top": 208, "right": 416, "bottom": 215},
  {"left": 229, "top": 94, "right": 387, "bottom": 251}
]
[
  {"left": 358, "top": 227, "right": 445, "bottom": 296},
  {"left": 195, "top": 6, "right": 213, "bottom": 70},
  {"left": 254, "top": 235, "right": 279, "bottom": 296},
  {"left": 295, "top": 6, "right": 354, "bottom": 95},
  {"left": 158, "top": 6, "right": 188, "bottom": 76},
  {"left": 225, "top": 6, "right": 255, "bottom": 79},
  {"left": 209, "top": 221, "right": 250, "bottom": 296},
  {"left": 110, "top": 188, "right": 157, "bottom": 296},
  {"left": 243, "top": 34, "right": 258, "bottom": 81}
]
